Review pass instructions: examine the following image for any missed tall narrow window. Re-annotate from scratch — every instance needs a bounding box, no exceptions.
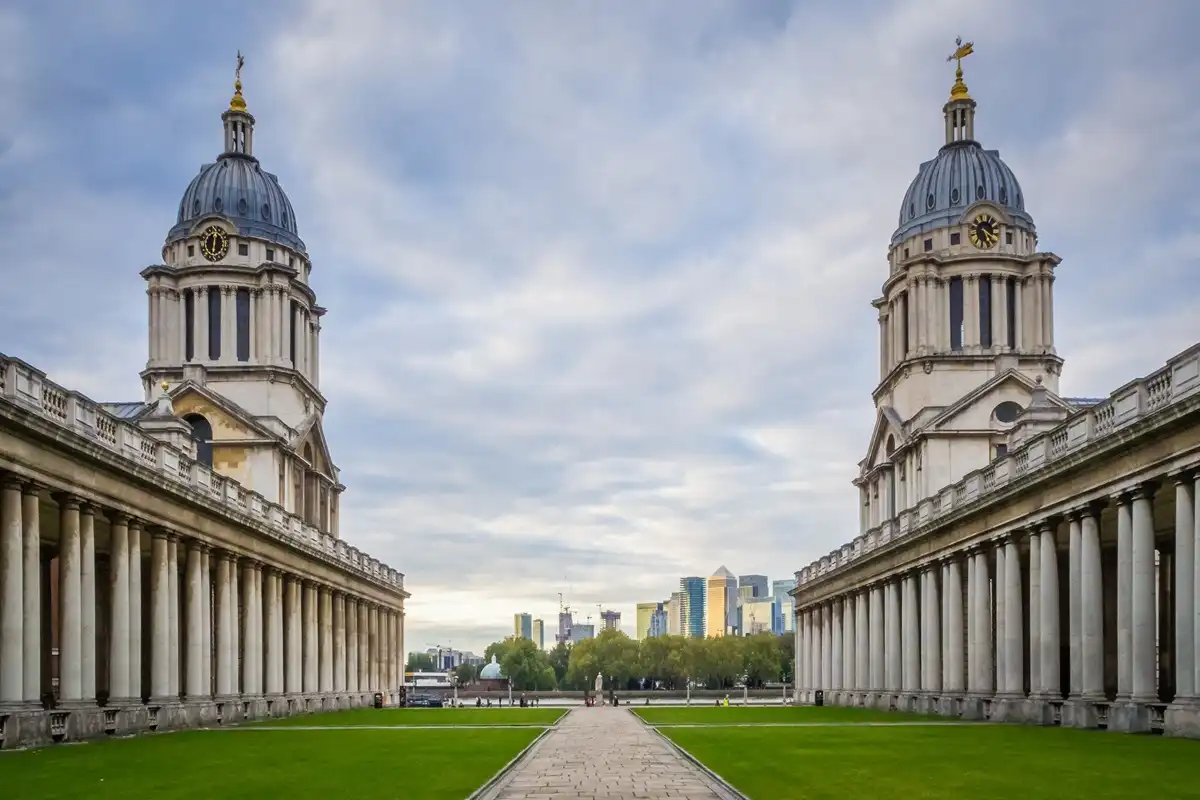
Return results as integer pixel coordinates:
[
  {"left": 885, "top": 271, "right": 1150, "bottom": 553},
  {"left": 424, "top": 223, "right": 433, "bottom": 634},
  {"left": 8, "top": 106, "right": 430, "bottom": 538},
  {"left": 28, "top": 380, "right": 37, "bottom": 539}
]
[
  {"left": 289, "top": 300, "right": 298, "bottom": 365},
  {"left": 899, "top": 292, "right": 909, "bottom": 357},
  {"left": 184, "top": 414, "right": 213, "bottom": 468},
  {"left": 184, "top": 289, "right": 195, "bottom": 362},
  {"left": 1006, "top": 277, "right": 1017, "bottom": 349},
  {"left": 236, "top": 288, "right": 250, "bottom": 361},
  {"left": 208, "top": 286, "right": 222, "bottom": 360},
  {"left": 948, "top": 277, "right": 964, "bottom": 351},
  {"left": 979, "top": 276, "right": 992, "bottom": 349}
]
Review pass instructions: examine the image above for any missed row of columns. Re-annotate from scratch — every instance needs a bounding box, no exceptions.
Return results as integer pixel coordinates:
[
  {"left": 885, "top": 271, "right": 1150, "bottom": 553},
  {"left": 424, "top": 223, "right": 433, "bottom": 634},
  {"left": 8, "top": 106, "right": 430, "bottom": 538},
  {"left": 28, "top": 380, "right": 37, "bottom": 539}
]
[
  {"left": 879, "top": 272, "right": 1056, "bottom": 377},
  {"left": 797, "top": 471, "right": 1199, "bottom": 720},
  {"left": 0, "top": 476, "right": 403, "bottom": 711}
]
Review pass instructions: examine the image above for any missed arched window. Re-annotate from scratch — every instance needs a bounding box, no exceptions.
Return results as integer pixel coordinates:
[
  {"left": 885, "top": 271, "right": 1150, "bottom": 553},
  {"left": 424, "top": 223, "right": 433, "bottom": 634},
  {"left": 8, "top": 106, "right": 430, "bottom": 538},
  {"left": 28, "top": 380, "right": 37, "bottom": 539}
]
[
  {"left": 184, "top": 414, "right": 213, "bottom": 467},
  {"left": 993, "top": 401, "right": 1023, "bottom": 424}
]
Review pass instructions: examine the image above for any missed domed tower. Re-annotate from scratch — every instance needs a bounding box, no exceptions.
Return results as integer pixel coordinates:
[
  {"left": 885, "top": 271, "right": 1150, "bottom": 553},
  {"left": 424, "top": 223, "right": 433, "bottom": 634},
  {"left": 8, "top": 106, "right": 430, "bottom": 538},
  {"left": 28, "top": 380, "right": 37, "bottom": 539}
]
[
  {"left": 855, "top": 41, "right": 1072, "bottom": 533},
  {"left": 139, "top": 55, "right": 341, "bottom": 535}
]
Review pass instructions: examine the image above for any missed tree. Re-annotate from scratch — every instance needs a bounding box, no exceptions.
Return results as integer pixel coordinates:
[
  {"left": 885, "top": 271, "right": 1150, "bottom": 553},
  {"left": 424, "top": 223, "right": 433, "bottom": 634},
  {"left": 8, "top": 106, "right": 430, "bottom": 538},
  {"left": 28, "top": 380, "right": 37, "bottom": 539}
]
[
  {"left": 777, "top": 630, "right": 795, "bottom": 683},
  {"left": 743, "top": 633, "right": 782, "bottom": 687},
  {"left": 454, "top": 663, "right": 478, "bottom": 685},
  {"left": 548, "top": 641, "right": 571, "bottom": 686},
  {"left": 406, "top": 652, "right": 435, "bottom": 672}
]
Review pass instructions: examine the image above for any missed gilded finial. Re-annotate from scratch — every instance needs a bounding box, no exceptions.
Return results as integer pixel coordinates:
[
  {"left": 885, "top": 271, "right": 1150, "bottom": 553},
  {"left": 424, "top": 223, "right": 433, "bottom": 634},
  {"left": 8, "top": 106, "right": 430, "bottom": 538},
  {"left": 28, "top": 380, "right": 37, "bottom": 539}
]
[
  {"left": 946, "top": 37, "right": 974, "bottom": 101},
  {"left": 161, "top": 380, "right": 170, "bottom": 392},
  {"left": 229, "top": 51, "right": 247, "bottom": 111}
]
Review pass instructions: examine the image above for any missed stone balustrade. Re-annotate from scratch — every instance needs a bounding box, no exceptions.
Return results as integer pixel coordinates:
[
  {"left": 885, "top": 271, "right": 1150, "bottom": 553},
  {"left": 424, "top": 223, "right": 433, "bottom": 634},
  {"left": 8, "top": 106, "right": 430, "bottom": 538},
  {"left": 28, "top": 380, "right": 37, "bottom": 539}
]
[
  {"left": 0, "top": 354, "right": 402, "bottom": 592},
  {"left": 797, "top": 343, "right": 1200, "bottom": 588}
]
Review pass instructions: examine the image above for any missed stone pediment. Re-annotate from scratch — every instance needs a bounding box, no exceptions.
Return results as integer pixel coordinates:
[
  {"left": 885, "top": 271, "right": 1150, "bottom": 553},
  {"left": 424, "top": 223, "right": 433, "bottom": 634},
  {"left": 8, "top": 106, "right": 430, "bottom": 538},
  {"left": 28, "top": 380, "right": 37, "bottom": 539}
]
[
  {"left": 290, "top": 414, "right": 340, "bottom": 485},
  {"left": 168, "top": 382, "right": 280, "bottom": 442},
  {"left": 925, "top": 369, "right": 1072, "bottom": 433},
  {"left": 861, "top": 406, "right": 907, "bottom": 474}
]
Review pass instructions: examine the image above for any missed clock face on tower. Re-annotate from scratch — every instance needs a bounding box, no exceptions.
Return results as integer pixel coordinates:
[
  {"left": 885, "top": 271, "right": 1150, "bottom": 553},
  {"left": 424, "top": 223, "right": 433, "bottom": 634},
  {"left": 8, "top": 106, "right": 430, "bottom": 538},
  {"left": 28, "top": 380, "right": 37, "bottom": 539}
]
[
  {"left": 199, "top": 225, "right": 230, "bottom": 261},
  {"left": 968, "top": 213, "right": 999, "bottom": 250}
]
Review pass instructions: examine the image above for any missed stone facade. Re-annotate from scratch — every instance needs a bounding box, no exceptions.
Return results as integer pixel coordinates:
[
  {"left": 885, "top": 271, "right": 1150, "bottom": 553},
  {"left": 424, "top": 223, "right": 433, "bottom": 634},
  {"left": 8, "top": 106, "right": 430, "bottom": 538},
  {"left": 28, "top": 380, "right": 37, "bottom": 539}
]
[
  {"left": 0, "top": 63, "right": 407, "bottom": 749},
  {"left": 791, "top": 55, "right": 1200, "bottom": 739}
]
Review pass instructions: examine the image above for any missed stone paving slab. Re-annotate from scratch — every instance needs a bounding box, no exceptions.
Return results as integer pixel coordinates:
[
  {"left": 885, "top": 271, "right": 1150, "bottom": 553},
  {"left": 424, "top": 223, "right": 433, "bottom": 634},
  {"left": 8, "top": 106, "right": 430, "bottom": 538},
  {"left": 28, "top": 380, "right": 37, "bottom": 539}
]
[{"left": 476, "top": 706, "right": 743, "bottom": 800}]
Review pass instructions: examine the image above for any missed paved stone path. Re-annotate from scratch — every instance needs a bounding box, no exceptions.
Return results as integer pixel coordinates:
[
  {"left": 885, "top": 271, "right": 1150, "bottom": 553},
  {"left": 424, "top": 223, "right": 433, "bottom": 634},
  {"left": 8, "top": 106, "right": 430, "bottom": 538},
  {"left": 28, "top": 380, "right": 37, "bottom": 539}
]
[{"left": 477, "top": 706, "right": 743, "bottom": 800}]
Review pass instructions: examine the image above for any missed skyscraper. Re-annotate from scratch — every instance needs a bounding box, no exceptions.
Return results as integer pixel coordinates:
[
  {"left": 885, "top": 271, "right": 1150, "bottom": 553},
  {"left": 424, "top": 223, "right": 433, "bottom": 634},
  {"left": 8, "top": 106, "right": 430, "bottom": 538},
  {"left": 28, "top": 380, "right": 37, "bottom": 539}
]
[
  {"left": 532, "top": 618, "right": 545, "bottom": 650},
  {"left": 513, "top": 612, "right": 533, "bottom": 640},
  {"left": 679, "top": 577, "right": 706, "bottom": 638},
  {"left": 636, "top": 602, "right": 661, "bottom": 640},
  {"left": 666, "top": 592, "right": 682, "bottom": 636},
  {"left": 739, "top": 575, "right": 769, "bottom": 599},
  {"left": 648, "top": 607, "right": 669, "bottom": 638},
  {"left": 772, "top": 578, "right": 796, "bottom": 635},
  {"left": 555, "top": 611, "right": 574, "bottom": 644},
  {"left": 600, "top": 610, "right": 621, "bottom": 631},
  {"left": 706, "top": 566, "right": 738, "bottom": 637}
]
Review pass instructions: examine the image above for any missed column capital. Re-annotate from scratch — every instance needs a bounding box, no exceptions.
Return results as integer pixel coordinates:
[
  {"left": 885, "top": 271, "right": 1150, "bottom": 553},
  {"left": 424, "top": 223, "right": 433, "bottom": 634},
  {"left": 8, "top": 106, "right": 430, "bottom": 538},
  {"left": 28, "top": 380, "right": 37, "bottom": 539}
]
[
  {"left": 1036, "top": 516, "right": 1062, "bottom": 535},
  {"left": 20, "top": 479, "right": 44, "bottom": 496},
  {"left": 1129, "top": 480, "right": 1158, "bottom": 502},
  {"left": 148, "top": 525, "right": 169, "bottom": 540},
  {"left": 1, "top": 472, "right": 25, "bottom": 491},
  {"left": 105, "top": 509, "right": 132, "bottom": 525},
  {"left": 51, "top": 491, "right": 82, "bottom": 510},
  {"left": 1169, "top": 466, "right": 1198, "bottom": 485}
]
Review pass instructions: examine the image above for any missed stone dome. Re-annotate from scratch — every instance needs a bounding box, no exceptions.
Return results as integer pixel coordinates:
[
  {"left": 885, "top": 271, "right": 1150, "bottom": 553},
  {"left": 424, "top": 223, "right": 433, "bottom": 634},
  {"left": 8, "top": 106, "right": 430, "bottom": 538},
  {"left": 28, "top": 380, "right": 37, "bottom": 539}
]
[
  {"left": 479, "top": 656, "right": 504, "bottom": 680},
  {"left": 892, "top": 140, "right": 1034, "bottom": 245},
  {"left": 168, "top": 154, "right": 305, "bottom": 254}
]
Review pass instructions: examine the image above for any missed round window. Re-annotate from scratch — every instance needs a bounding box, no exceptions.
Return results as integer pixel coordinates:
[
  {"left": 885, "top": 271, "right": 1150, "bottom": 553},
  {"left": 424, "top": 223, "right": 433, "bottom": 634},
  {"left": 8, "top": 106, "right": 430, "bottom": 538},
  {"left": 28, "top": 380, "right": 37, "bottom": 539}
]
[
  {"left": 237, "top": 198, "right": 248, "bottom": 215},
  {"left": 993, "top": 401, "right": 1023, "bottom": 424},
  {"left": 213, "top": 196, "right": 223, "bottom": 212},
  {"left": 926, "top": 193, "right": 935, "bottom": 209},
  {"left": 262, "top": 203, "right": 271, "bottom": 220},
  {"left": 951, "top": 187, "right": 960, "bottom": 204}
]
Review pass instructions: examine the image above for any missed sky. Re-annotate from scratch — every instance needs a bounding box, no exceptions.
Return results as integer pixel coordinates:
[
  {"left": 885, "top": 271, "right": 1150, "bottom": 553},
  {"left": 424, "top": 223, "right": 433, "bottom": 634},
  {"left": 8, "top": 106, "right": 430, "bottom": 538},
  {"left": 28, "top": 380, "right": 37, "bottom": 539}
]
[{"left": 1, "top": 0, "right": 1198, "bottom": 656}]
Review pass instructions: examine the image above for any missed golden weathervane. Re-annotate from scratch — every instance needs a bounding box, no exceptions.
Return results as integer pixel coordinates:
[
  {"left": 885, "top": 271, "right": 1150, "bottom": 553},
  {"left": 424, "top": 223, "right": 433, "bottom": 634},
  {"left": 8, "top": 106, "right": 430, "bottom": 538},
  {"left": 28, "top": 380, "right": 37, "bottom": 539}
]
[
  {"left": 229, "top": 50, "right": 248, "bottom": 111},
  {"left": 946, "top": 37, "right": 974, "bottom": 101}
]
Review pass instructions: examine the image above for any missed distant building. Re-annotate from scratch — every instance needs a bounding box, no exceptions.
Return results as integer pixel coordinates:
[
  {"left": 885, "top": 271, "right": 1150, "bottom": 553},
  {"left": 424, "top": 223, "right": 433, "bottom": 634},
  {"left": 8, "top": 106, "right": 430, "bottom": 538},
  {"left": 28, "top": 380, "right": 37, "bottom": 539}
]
[
  {"left": 648, "top": 606, "right": 669, "bottom": 638},
  {"left": 679, "top": 578, "right": 706, "bottom": 638},
  {"left": 424, "top": 647, "right": 483, "bottom": 670},
  {"left": 666, "top": 592, "right": 682, "bottom": 636},
  {"left": 555, "top": 611, "right": 574, "bottom": 644},
  {"left": 739, "top": 575, "right": 769, "bottom": 599},
  {"left": 600, "top": 609, "right": 621, "bottom": 631},
  {"left": 742, "top": 598, "right": 776, "bottom": 635},
  {"left": 513, "top": 612, "right": 533, "bottom": 640},
  {"left": 772, "top": 578, "right": 796, "bottom": 635},
  {"left": 636, "top": 602, "right": 660, "bottom": 640},
  {"left": 706, "top": 566, "right": 738, "bottom": 637},
  {"left": 569, "top": 624, "right": 595, "bottom": 643},
  {"left": 532, "top": 618, "right": 545, "bottom": 650}
]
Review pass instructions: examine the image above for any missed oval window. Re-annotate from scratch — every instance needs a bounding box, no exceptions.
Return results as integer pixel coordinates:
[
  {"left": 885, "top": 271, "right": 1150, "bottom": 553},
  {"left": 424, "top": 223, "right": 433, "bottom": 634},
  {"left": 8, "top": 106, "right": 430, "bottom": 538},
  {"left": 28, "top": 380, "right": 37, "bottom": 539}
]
[
  {"left": 993, "top": 401, "right": 1023, "bottom": 424},
  {"left": 214, "top": 196, "right": 223, "bottom": 212}
]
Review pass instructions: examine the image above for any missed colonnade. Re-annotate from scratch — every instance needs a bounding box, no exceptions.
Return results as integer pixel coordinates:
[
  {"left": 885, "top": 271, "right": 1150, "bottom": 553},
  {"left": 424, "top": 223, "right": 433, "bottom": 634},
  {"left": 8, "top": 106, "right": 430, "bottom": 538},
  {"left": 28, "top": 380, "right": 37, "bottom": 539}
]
[
  {"left": 796, "top": 469, "right": 1200, "bottom": 734},
  {"left": 0, "top": 471, "right": 404, "bottom": 742}
]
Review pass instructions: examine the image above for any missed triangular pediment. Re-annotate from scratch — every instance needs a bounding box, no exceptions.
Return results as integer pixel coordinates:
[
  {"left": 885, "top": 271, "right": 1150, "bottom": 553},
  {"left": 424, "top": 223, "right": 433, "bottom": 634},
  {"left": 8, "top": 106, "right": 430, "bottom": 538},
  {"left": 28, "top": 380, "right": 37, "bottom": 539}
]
[
  {"left": 926, "top": 370, "right": 1073, "bottom": 432},
  {"left": 168, "top": 382, "right": 280, "bottom": 442},
  {"left": 290, "top": 414, "right": 339, "bottom": 484},
  {"left": 861, "top": 406, "right": 907, "bottom": 474}
]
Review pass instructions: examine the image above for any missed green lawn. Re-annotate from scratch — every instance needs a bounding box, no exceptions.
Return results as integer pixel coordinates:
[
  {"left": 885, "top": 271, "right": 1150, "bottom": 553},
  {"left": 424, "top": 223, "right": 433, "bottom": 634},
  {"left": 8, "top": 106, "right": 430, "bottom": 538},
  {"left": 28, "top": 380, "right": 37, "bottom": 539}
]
[
  {"left": 255, "top": 706, "right": 566, "bottom": 727},
  {"left": 647, "top": 709, "right": 1200, "bottom": 799},
  {"left": 0, "top": 727, "right": 541, "bottom": 799},
  {"left": 634, "top": 705, "right": 941, "bottom": 725}
]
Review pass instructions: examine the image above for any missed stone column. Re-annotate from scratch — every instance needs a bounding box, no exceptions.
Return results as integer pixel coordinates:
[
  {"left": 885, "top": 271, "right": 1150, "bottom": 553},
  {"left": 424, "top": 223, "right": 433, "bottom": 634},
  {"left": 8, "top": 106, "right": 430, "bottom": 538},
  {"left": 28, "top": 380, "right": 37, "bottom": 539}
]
[
  {"left": 885, "top": 579, "right": 901, "bottom": 694},
  {"left": 797, "top": 611, "right": 808, "bottom": 694},
  {"left": 1040, "top": 520, "right": 1062, "bottom": 699},
  {"left": 253, "top": 564, "right": 264, "bottom": 696},
  {"left": 1115, "top": 492, "right": 1132, "bottom": 700},
  {"left": 167, "top": 535, "right": 180, "bottom": 697},
  {"left": 319, "top": 586, "right": 333, "bottom": 695},
  {"left": 346, "top": 597, "right": 358, "bottom": 694},
  {"left": 991, "top": 275, "right": 1004, "bottom": 348},
  {"left": 333, "top": 593, "right": 345, "bottom": 694},
  {"left": 262, "top": 570, "right": 279, "bottom": 695},
  {"left": 995, "top": 540, "right": 1006, "bottom": 693},
  {"left": 107, "top": 512, "right": 131, "bottom": 703},
  {"left": 201, "top": 547, "right": 212, "bottom": 695},
  {"left": 1003, "top": 535, "right": 1024, "bottom": 697},
  {"left": 946, "top": 556, "right": 964, "bottom": 694},
  {"left": 56, "top": 495, "right": 83, "bottom": 702},
  {"left": 1175, "top": 472, "right": 1197, "bottom": 702},
  {"left": 1028, "top": 529, "right": 1042, "bottom": 694},
  {"left": 810, "top": 610, "right": 820, "bottom": 692},
  {"left": 843, "top": 594, "right": 856, "bottom": 695},
  {"left": 901, "top": 574, "right": 918, "bottom": 694},
  {"left": 923, "top": 565, "right": 941, "bottom": 694},
  {"left": 822, "top": 603, "right": 832, "bottom": 690},
  {"left": 855, "top": 590, "right": 869, "bottom": 693},
  {"left": 830, "top": 600, "right": 843, "bottom": 693},
  {"left": 371, "top": 605, "right": 380, "bottom": 692},
  {"left": 302, "top": 582, "right": 317, "bottom": 694},
  {"left": 972, "top": 549, "right": 992, "bottom": 695},
  {"left": 869, "top": 584, "right": 884, "bottom": 693},
  {"left": 0, "top": 476, "right": 23, "bottom": 704},
  {"left": 80, "top": 503, "right": 96, "bottom": 703},
  {"left": 195, "top": 287, "right": 209, "bottom": 362},
  {"left": 358, "top": 603, "right": 370, "bottom": 692},
  {"left": 1079, "top": 505, "right": 1105, "bottom": 700},
  {"left": 149, "top": 530, "right": 171, "bottom": 701},
  {"left": 1067, "top": 512, "right": 1083, "bottom": 699},
  {"left": 185, "top": 541, "right": 204, "bottom": 700},
  {"left": 967, "top": 552, "right": 977, "bottom": 691},
  {"left": 1131, "top": 485, "right": 1157, "bottom": 703},
  {"left": 128, "top": 519, "right": 142, "bottom": 702},
  {"left": 215, "top": 554, "right": 233, "bottom": 697},
  {"left": 22, "top": 484, "right": 41, "bottom": 704},
  {"left": 284, "top": 577, "right": 301, "bottom": 695},
  {"left": 242, "top": 562, "right": 258, "bottom": 696}
]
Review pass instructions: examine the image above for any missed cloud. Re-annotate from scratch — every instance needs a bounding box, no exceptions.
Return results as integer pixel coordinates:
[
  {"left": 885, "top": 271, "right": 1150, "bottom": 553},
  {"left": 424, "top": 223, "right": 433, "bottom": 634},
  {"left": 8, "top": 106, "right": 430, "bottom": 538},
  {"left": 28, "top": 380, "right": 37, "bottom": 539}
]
[{"left": 1, "top": 0, "right": 1198, "bottom": 653}]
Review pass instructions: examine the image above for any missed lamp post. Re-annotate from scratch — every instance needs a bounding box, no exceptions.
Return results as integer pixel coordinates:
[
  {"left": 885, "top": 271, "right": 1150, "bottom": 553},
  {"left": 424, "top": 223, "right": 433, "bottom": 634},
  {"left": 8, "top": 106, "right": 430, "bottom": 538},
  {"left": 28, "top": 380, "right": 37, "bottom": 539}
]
[
  {"left": 743, "top": 672, "right": 749, "bottom": 706},
  {"left": 451, "top": 673, "right": 459, "bottom": 707}
]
